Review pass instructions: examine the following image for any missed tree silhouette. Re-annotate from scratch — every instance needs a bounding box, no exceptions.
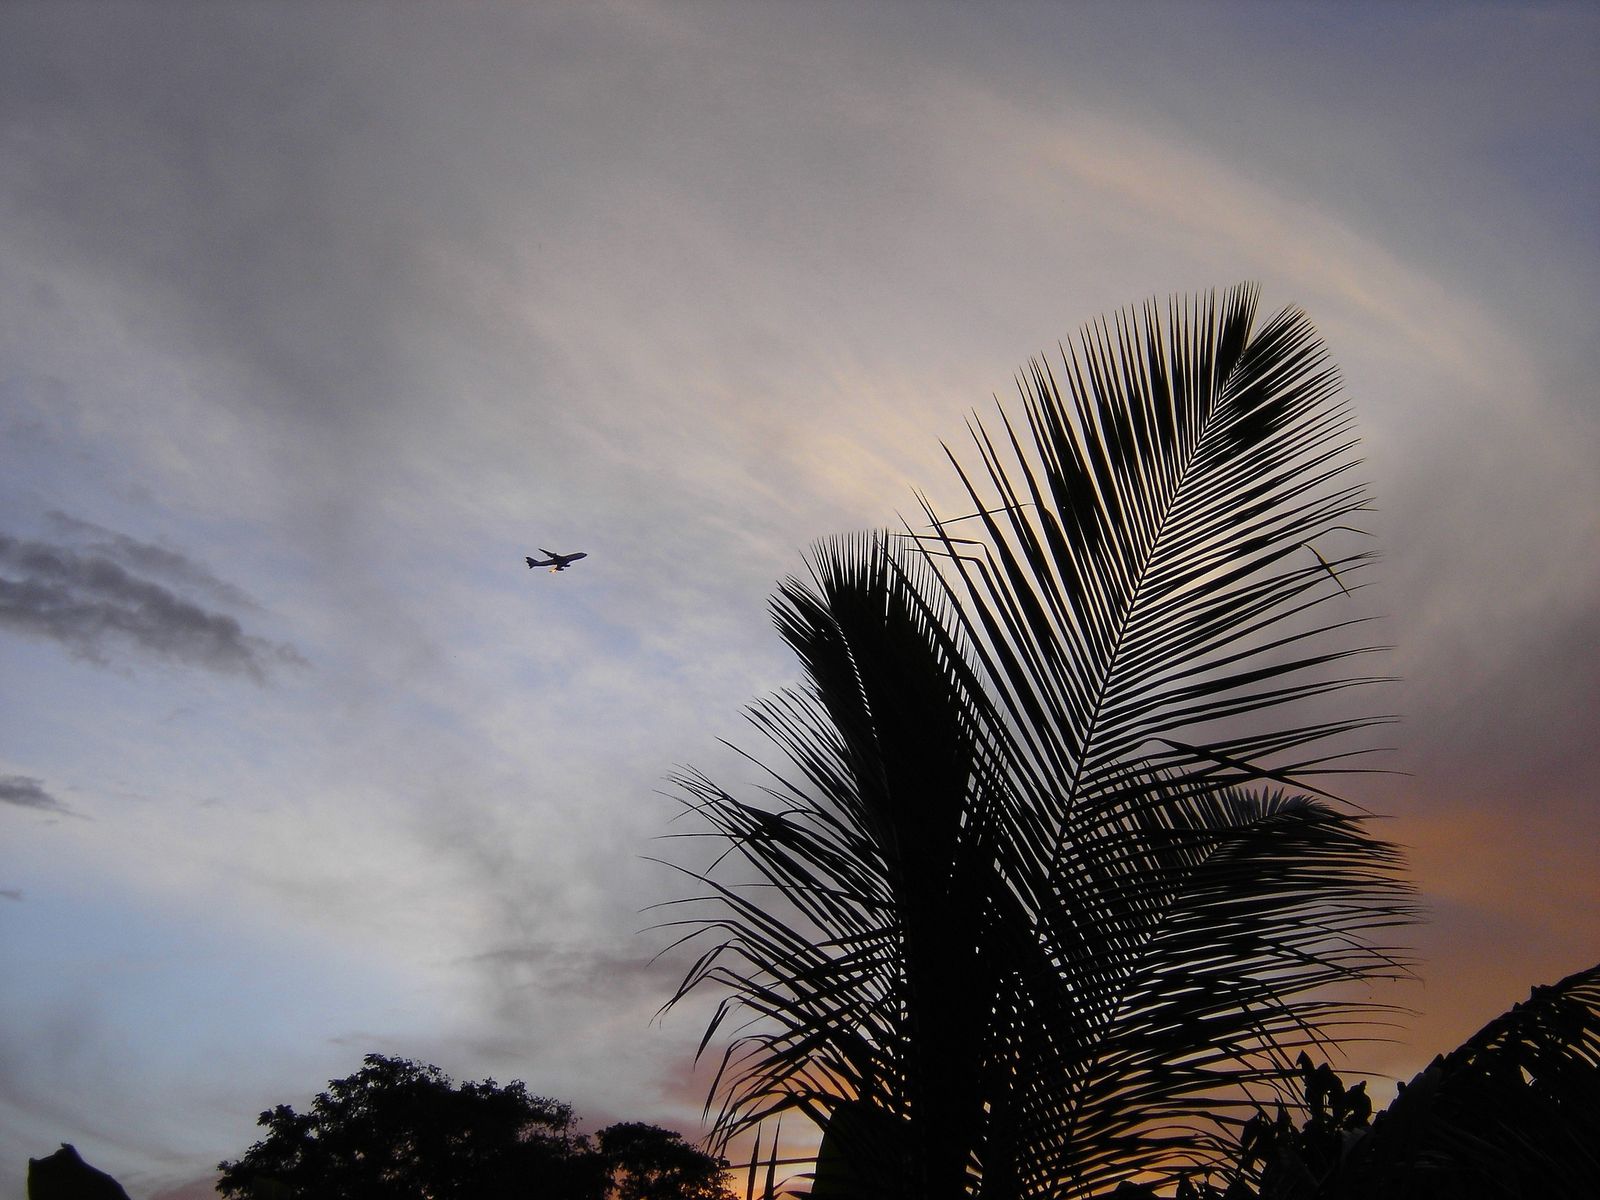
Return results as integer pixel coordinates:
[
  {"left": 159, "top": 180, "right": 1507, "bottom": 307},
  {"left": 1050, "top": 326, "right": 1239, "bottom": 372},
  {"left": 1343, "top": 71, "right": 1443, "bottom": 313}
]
[
  {"left": 1153, "top": 962, "right": 1600, "bottom": 1198},
  {"left": 597, "top": 1123, "right": 731, "bottom": 1200},
  {"left": 216, "top": 1054, "right": 731, "bottom": 1200},
  {"left": 1294, "top": 962, "right": 1600, "bottom": 1199},
  {"left": 661, "top": 286, "right": 1415, "bottom": 1197},
  {"left": 27, "top": 1144, "right": 132, "bottom": 1200}
]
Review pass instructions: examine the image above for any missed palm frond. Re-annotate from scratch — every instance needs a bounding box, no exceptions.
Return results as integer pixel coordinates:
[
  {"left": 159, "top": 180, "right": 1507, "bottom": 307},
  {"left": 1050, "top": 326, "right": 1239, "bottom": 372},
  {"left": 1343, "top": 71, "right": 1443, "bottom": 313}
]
[
  {"left": 662, "top": 287, "right": 1413, "bottom": 1198},
  {"left": 924, "top": 287, "right": 1385, "bottom": 819}
]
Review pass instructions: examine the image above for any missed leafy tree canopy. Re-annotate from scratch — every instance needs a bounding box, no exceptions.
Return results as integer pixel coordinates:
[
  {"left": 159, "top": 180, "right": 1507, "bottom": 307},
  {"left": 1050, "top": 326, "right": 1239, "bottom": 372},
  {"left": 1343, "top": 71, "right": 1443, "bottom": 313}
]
[
  {"left": 597, "top": 1123, "right": 732, "bottom": 1200},
  {"left": 216, "top": 1054, "right": 731, "bottom": 1200}
]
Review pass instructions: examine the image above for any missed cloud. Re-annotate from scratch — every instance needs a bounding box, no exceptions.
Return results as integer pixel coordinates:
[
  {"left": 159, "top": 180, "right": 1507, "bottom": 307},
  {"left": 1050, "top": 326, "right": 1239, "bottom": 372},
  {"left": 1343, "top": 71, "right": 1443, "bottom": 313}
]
[
  {"left": 463, "top": 943, "right": 678, "bottom": 1005},
  {"left": 0, "top": 527, "right": 304, "bottom": 680},
  {"left": 149, "top": 1181, "right": 223, "bottom": 1200},
  {"left": 43, "top": 512, "right": 259, "bottom": 610},
  {"left": 0, "top": 774, "right": 64, "bottom": 813},
  {"left": 0, "top": 3, "right": 1592, "bottom": 1193},
  {"left": 0, "top": 888, "right": 23, "bottom": 901}
]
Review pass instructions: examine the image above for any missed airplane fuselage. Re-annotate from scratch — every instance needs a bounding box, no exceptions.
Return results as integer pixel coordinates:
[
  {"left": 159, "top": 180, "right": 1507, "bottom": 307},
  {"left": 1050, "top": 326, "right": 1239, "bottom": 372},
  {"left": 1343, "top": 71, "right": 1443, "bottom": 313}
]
[{"left": 525, "top": 549, "right": 587, "bottom": 572}]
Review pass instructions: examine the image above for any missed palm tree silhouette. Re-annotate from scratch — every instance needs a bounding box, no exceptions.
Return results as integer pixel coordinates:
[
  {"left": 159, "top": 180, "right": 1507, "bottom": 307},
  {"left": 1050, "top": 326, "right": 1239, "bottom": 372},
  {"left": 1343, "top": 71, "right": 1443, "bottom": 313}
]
[{"left": 661, "top": 285, "right": 1414, "bottom": 1198}]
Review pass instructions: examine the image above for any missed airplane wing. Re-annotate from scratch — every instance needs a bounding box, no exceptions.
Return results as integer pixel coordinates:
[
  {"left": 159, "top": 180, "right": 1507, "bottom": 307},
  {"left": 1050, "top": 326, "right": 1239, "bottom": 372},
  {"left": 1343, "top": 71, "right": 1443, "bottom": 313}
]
[{"left": 526, "top": 549, "right": 584, "bottom": 569}]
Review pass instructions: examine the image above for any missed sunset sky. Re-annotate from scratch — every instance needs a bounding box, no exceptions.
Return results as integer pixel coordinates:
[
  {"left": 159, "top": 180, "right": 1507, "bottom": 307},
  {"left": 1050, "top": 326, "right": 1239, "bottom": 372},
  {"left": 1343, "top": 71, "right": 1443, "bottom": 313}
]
[{"left": 2, "top": 3, "right": 1597, "bottom": 1197}]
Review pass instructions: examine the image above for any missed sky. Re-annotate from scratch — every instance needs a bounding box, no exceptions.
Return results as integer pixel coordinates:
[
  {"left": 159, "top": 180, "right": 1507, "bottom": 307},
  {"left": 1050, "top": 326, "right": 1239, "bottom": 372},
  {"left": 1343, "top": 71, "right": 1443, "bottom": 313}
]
[{"left": 1, "top": 2, "right": 1597, "bottom": 1196}]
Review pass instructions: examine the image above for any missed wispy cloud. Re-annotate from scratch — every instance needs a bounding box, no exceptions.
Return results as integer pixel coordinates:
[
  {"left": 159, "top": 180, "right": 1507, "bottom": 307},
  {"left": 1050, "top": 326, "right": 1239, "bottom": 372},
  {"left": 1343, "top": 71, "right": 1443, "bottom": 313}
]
[
  {"left": 0, "top": 888, "right": 24, "bottom": 901},
  {"left": 149, "top": 1181, "right": 222, "bottom": 1200},
  {"left": 0, "top": 773, "right": 64, "bottom": 813},
  {"left": 0, "top": 526, "right": 304, "bottom": 680},
  {"left": 0, "top": 2, "right": 1592, "bottom": 1194},
  {"left": 463, "top": 942, "right": 677, "bottom": 1005},
  {"left": 44, "top": 512, "right": 260, "bottom": 610}
]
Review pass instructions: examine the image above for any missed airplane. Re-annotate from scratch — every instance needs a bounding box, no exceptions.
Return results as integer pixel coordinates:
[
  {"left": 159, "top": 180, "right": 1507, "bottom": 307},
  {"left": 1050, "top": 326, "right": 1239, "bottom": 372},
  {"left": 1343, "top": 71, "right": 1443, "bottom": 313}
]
[{"left": 525, "top": 548, "right": 588, "bottom": 573}]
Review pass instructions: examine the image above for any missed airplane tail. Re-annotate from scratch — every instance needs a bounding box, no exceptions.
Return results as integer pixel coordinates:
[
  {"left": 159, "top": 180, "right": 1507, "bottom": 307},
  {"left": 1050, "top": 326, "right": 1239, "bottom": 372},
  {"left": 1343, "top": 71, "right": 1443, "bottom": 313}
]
[{"left": 525, "top": 557, "right": 538, "bottom": 568}]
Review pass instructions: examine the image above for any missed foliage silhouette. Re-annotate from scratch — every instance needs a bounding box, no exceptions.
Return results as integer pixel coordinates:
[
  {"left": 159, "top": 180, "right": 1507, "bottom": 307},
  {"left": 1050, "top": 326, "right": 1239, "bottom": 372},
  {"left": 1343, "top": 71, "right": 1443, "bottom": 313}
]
[
  {"left": 1293, "top": 961, "right": 1600, "bottom": 1199},
  {"left": 597, "top": 1122, "right": 732, "bottom": 1200},
  {"left": 660, "top": 286, "right": 1416, "bottom": 1197},
  {"left": 27, "top": 1143, "right": 131, "bottom": 1200},
  {"left": 1144, "top": 962, "right": 1600, "bottom": 1198},
  {"left": 216, "top": 1054, "right": 731, "bottom": 1200}
]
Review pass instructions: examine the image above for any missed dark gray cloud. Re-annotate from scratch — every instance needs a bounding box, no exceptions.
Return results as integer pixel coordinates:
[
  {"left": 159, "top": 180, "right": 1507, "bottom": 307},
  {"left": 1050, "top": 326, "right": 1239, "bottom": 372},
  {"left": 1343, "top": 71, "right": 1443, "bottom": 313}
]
[
  {"left": 464, "top": 943, "right": 676, "bottom": 1004},
  {"left": 44, "top": 512, "right": 259, "bottom": 610},
  {"left": 0, "top": 888, "right": 22, "bottom": 901},
  {"left": 0, "top": 5, "right": 562, "bottom": 439},
  {"left": 0, "top": 773, "right": 63, "bottom": 812},
  {"left": 1402, "top": 587, "right": 1600, "bottom": 804},
  {"left": 0, "top": 529, "right": 303, "bottom": 680}
]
